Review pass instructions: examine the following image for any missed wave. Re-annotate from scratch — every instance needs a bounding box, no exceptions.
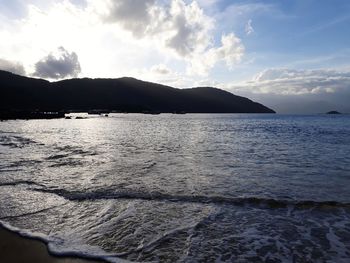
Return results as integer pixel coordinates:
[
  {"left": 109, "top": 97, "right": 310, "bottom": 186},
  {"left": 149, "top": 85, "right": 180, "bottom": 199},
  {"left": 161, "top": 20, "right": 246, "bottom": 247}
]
[
  {"left": 31, "top": 188, "right": 350, "bottom": 209},
  {"left": 0, "top": 134, "right": 37, "bottom": 148},
  {"left": 52, "top": 145, "right": 99, "bottom": 157},
  {"left": 0, "top": 180, "right": 45, "bottom": 188},
  {"left": 2, "top": 180, "right": 348, "bottom": 209}
]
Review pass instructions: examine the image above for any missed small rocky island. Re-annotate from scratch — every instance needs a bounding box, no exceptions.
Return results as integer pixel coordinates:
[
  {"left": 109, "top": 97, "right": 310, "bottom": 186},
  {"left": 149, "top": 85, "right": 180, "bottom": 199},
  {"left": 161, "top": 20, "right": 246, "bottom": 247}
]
[{"left": 326, "top": 111, "right": 341, "bottom": 114}]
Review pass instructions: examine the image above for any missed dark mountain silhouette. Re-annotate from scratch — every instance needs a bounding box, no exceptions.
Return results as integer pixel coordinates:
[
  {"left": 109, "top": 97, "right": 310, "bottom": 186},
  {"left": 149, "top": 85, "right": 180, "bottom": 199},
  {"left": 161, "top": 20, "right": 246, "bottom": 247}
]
[{"left": 0, "top": 70, "right": 275, "bottom": 113}]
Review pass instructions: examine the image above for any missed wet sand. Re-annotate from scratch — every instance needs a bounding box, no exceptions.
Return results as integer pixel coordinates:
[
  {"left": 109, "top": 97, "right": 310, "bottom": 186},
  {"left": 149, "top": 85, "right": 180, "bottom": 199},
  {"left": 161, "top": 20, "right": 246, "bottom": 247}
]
[{"left": 0, "top": 227, "right": 104, "bottom": 263}]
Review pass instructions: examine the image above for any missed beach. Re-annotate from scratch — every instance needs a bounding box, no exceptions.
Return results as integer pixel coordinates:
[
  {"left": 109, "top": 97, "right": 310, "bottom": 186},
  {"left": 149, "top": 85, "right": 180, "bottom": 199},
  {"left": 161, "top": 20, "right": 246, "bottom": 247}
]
[{"left": 0, "top": 227, "right": 103, "bottom": 263}]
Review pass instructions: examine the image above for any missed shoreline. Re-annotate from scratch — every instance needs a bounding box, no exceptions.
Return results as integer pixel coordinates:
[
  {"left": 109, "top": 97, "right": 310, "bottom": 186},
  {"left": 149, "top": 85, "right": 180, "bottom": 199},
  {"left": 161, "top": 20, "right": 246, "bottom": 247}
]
[{"left": 0, "top": 226, "right": 105, "bottom": 263}]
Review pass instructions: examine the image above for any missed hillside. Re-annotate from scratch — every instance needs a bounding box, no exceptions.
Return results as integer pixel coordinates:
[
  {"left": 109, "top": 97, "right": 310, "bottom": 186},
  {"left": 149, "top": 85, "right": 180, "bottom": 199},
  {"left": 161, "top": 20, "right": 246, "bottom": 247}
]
[{"left": 0, "top": 70, "right": 275, "bottom": 113}]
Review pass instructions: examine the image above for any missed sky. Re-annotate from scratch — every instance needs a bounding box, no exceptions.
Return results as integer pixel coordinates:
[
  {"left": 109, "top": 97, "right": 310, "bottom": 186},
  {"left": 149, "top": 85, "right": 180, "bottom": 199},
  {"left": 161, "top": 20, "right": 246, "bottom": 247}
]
[{"left": 0, "top": 0, "right": 350, "bottom": 113}]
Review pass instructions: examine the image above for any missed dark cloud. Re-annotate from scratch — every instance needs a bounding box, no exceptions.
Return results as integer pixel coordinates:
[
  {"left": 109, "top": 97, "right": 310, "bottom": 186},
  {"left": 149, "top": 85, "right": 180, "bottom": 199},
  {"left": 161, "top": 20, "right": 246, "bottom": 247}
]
[
  {"left": 0, "top": 58, "right": 26, "bottom": 75},
  {"left": 166, "top": 13, "right": 204, "bottom": 56},
  {"left": 104, "top": 0, "right": 156, "bottom": 37},
  {"left": 33, "top": 47, "right": 81, "bottom": 79}
]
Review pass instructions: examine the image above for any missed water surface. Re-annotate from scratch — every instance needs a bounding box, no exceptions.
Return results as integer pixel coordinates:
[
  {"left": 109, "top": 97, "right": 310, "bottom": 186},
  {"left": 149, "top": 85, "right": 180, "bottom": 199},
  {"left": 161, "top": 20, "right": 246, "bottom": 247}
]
[{"left": 0, "top": 114, "right": 349, "bottom": 262}]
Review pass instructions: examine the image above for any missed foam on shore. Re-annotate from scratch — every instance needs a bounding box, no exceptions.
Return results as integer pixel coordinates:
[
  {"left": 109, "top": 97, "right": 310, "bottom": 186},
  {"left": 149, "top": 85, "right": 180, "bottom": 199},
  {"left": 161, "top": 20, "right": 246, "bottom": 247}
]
[{"left": 0, "top": 221, "right": 130, "bottom": 263}]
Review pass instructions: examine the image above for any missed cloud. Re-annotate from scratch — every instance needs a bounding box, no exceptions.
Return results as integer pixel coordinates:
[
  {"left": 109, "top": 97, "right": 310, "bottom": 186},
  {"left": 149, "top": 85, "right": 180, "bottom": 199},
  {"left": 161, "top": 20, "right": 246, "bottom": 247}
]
[
  {"left": 216, "top": 2, "right": 290, "bottom": 38},
  {"left": 33, "top": 47, "right": 81, "bottom": 79},
  {"left": 0, "top": 58, "right": 26, "bottom": 75},
  {"left": 150, "top": 64, "right": 171, "bottom": 75},
  {"left": 96, "top": 0, "right": 244, "bottom": 75},
  {"left": 165, "top": 0, "right": 214, "bottom": 57},
  {"left": 220, "top": 2, "right": 288, "bottom": 20},
  {"left": 247, "top": 68, "right": 350, "bottom": 95},
  {"left": 225, "top": 68, "right": 350, "bottom": 113},
  {"left": 189, "top": 33, "right": 244, "bottom": 75},
  {"left": 194, "top": 78, "right": 220, "bottom": 87},
  {"left": 99, "top": 0, "right": 214, "bottom": 56},
  {"left": 0, "top": 0, "right": 28, "bottom": 19},
  {"left": 196, "top": 0, "right": 219, "bottom": 9},
  {"left": 102, "top": 0, "right": 157, "bottom": 37},
  {"left": 125, "top": 63, "right": 195, "bottom": 88},
  {"left": 245, "top": 19, "right": 254, "bottom": 35},
  {"left": 0, "top": 0, "right": 244, "bottom": 79},
  {"left": 215, "top": 33, "right": 245, "bottom": 69}
]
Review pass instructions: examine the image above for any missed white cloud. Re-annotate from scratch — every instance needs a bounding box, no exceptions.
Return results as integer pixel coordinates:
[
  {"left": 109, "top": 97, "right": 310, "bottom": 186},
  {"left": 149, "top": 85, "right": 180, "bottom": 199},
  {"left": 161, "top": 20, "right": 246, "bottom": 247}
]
[
  {"left": 189, "top": 33, "right": 244, "bottom": 75},
  {"left": 95, "top": 0, "right": 214, "bottom": 57},
  {"left": 93, "top": 0, "right": 244, "bottom": 75},
  {"left": 0, "top": 0, "right": 244, "bottom": 80},
  {"left": 245, "top": 19, "right": 254, "bottom": 35},
  {"left": 244, "top": 68, "right": 350, "bottom": 95},
  {"left": 194, "top": 78, "right": 220, "bottom": 87},
  {"left": 0, "top": 2, "right": 89, "bottom": 75},
  {"left": 0, "top": 1, "right": 150, "bottom": 78},
  {"left": 215, "top": 33, "right": 245, "bottom": 69},
  {"left": 165, "top": 0, "right": 214, "bottom": 57},
  {"left": 223, "top": 68, "right": 350, "bottom": 113}
]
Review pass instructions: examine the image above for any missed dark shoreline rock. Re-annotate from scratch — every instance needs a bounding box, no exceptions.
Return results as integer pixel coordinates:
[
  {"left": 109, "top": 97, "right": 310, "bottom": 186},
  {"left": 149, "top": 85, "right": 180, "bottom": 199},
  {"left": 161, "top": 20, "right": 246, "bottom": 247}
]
[{"left": 0, "top": 110, "right": 65, "bottom": 120}]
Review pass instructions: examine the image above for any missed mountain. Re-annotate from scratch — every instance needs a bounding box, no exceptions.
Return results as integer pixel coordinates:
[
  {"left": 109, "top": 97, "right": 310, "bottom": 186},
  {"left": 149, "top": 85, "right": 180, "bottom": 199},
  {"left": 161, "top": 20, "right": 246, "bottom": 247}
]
[{"left": 0, "top": 70, "right": 275, "bottom": 113}]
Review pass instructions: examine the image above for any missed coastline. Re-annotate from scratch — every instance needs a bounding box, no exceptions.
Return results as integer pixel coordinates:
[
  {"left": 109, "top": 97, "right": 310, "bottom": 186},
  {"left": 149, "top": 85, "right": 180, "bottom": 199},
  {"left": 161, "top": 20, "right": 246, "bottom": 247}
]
[{"left": 0, "top": 226, "right": 104, "bottom": 263}]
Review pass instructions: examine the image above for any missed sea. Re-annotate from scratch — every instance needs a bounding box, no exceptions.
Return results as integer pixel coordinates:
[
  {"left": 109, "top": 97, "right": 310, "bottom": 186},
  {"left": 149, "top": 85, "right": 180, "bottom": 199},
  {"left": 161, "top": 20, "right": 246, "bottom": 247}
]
[{"left": 0, "top": 113, "right": 349, "bottom": 262}]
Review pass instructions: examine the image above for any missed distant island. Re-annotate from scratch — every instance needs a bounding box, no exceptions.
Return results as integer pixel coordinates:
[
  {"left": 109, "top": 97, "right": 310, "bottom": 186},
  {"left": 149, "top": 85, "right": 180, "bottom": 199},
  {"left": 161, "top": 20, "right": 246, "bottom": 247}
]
[
  {"left": 326, "top": 111, "right": 341, "bottom": 114},
  {"left": 0, "top": 70, "right": 275, "bottom": 116}
]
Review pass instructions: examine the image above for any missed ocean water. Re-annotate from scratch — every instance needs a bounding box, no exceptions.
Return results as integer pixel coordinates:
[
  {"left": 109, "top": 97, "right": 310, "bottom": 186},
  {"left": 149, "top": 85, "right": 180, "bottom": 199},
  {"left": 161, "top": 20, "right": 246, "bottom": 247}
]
[{"left": 0, "top": 114, "right": 350, "bottom": 262}]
